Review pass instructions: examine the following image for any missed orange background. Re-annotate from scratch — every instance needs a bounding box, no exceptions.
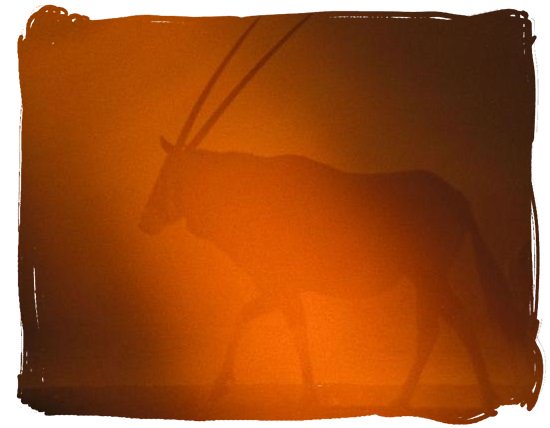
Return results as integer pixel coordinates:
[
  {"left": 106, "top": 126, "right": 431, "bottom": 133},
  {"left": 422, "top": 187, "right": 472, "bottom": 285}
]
[{"left": 19, "top": 12, "right": 533, "bottom": 392}]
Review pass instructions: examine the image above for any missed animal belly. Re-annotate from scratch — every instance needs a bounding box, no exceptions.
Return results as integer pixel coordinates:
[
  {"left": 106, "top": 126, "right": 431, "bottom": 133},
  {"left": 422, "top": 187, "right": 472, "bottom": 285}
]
[
  {"left": 199, "top": 205, "right": 421, "bottom": 299},
  {"left": 222, "top": 229, "right": 409, "bottom": 300},
  {"left": 305, "top": 267, "right": 402, "bottom": 300}
]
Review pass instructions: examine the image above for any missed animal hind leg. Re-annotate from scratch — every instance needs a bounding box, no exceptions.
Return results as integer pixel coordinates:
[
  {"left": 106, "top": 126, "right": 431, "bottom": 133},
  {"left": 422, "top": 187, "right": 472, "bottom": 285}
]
[
  {"left": 439, "top": 288, "right": 499, "bottom": 411},
  {"left": 393, "top": 285, "right": 440, "bottom": 408},
  {"left": 210, "top": 293, "right": 274, "bottom": 401},
  {"left": 280, "top": 295, "right": 317, "bottom": 406}
]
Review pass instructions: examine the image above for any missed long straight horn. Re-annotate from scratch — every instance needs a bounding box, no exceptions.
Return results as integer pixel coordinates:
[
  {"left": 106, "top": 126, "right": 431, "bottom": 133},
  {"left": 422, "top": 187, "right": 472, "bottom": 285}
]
[
  {"left": 175, "top": 17, "right": 261, "bottom": 148},
  {"left": 185, "top": 13, "right": 312, "bottom": 151}
]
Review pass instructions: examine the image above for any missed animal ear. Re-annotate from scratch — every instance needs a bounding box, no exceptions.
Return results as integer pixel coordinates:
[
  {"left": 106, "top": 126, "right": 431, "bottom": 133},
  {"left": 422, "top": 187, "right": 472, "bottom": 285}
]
[{"left": 160, "top": 136, "right": 175, "bottom": 154}]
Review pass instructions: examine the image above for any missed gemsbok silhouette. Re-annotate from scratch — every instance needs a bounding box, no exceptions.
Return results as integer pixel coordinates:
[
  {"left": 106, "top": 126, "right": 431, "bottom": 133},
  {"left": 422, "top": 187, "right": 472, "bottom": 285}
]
[{"left": 139, "top": 15, "right": 535, "bottom": 414}]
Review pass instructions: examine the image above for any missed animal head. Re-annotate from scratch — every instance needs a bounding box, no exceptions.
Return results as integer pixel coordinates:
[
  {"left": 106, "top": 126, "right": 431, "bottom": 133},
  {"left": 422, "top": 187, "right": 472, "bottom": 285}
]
[
  {"left": 139, "top": 137, "right": 184, "bottom": 234},
  {"left": 139, "top": 15, "right": 311, "bottom": 235}
]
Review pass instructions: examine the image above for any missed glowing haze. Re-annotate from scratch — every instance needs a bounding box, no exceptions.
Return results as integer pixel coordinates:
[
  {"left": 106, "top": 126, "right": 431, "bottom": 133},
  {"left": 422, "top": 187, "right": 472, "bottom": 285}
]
[{"left": 18, "top": 8, "right": 538, "bottom": 421}]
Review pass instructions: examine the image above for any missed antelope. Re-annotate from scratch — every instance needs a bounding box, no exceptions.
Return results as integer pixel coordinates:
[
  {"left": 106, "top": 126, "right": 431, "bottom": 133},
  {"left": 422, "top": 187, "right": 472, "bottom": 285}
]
[{"left": 139, "top": 15, "right": 535, "bottom": 414}]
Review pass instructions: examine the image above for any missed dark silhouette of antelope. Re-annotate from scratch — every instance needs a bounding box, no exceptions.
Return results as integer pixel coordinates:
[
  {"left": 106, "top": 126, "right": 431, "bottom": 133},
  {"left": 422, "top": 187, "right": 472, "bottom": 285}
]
[{"left": 139, "top": 15, "right": 532, "bottom": 413}]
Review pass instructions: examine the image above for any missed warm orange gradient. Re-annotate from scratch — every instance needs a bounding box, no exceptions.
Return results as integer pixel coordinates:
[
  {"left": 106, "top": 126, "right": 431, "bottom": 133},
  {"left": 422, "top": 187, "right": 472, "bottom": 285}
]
[{"left": 18, "top": 6, "right": 539, "bottom": 423}]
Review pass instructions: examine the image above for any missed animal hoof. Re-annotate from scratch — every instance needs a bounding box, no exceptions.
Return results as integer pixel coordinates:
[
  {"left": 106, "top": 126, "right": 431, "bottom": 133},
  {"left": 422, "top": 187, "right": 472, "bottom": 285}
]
[
  {"left": 300, "top": 385, "right": 321, "bottom": 409},
  {"left": 209, "top": 371, "right": 235, "bottom": 402}
]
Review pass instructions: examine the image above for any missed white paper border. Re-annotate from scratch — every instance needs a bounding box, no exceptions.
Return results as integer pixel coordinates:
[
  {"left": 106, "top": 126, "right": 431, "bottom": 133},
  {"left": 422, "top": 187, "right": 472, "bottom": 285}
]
[{"left": 2, "top": 1, "right": 547, "bottom": 427}]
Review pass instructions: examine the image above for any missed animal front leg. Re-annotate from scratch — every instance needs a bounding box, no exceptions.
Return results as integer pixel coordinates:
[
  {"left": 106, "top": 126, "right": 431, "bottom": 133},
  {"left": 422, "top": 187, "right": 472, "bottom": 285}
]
[
  {"left": 440, "top": 289, "right": 499, "bottom": 413},
  {"left": 210, "top": 293, "right": 274, "bottom": 401},
  {"left": 281, "top": 295, "right": 317, "bottom": 407}
]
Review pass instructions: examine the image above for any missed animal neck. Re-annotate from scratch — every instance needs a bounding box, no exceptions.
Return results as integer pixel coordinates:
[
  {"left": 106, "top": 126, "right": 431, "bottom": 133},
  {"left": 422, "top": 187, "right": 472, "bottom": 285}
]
[{"left": 172, "top": 149, "right": 260, "bottom": 220}]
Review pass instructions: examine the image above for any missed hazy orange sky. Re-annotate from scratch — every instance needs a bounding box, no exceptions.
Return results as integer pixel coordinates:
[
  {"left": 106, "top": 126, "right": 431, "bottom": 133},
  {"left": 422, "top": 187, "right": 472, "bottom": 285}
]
[{"left": 18, "top": 10, "right": 534, "bottom": 395}]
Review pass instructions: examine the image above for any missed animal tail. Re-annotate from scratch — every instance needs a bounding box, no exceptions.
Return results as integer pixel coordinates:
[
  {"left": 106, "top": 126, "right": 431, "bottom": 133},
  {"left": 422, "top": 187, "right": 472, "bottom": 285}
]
[{"left": 466, "top": 206, "right": 542, "bottom": 410}]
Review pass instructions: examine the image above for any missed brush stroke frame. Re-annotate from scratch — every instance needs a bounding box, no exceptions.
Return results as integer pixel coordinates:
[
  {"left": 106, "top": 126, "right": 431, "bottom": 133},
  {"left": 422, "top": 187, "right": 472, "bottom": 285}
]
[{"left": 5, "top": 2, "right": 544, "bottom": 425}]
